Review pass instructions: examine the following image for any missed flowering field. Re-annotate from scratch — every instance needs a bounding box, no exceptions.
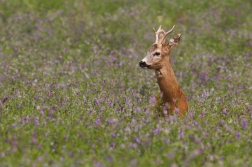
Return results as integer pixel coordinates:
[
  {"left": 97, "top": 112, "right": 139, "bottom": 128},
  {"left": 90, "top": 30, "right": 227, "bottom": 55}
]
[{"left": 0, "top": 0, "right": 252, "bottom": 166}]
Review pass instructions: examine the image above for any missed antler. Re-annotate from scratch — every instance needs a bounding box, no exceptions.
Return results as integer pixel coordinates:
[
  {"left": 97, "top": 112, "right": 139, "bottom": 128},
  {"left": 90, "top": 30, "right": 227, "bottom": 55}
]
[{"left": 153, "top": 25, "right": 175, "bottom": 44}]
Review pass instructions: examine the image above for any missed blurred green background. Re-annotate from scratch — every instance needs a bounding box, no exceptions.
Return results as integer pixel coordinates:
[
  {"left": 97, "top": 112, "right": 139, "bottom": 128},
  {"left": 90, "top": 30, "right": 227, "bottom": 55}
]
[{"left": 0, "top": 0, "right": 251, "bottom": 166}]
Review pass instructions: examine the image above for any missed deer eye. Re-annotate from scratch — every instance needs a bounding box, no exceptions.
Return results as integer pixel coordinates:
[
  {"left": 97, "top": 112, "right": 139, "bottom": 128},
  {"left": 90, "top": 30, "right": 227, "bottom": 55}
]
[{"left": 154, "top": 52, "right": 160, "bottom": 56}]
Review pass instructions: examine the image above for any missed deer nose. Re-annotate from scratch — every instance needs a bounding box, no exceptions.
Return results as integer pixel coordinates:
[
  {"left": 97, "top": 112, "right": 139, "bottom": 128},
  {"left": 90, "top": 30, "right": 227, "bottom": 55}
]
[{"left": 139, "top": 61, "right": 147, "bottom": 68}]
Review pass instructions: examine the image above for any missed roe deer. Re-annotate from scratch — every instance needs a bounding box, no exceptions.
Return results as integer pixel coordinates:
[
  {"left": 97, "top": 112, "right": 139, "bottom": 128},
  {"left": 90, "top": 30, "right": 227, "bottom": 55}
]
[{"left": 139, "top": 25, "right": 188, "bottom": 118}]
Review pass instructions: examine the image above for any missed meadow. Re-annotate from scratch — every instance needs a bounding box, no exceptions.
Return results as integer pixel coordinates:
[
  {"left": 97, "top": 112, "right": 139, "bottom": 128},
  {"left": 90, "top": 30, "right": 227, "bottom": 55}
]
[{"left": 0, "top": 0, "right": 252, "bottom": 166}]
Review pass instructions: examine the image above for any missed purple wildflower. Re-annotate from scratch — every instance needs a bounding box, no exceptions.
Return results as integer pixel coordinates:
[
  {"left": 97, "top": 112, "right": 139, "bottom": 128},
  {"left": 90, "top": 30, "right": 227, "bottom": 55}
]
[
  {"left": 235, "top": 132, "right": 240, "bottom": 138},
  {"left": 199, "top": 71, "right": 208, "bottom": 83},
  {"left": 174, "top": 107, "right": 180, "bottom": 115},
  {"left": 106, "top": 118, "right": 117, "bottom": 124},
  {"left": 49, "top": 109, "right": 55, "bottom": 117},
  {"left": 34, "top": 117, "right": 39, "bottom": 126},
  {"left": 152, "top": 126, "right": 161, "bottom": 135},
  {"left": 179, "top": 129, "right": 184, "bottom": 139},
  {"left": 149, "top": 96, "right": 156, "bottom": 106},
  {"left": 163, "top": 109, "right": 168, "bottom": 115},
  {"left": 18, "top": 103, "right": 23, "bottom": 108},
  {"left": 94, "top": 117, "right": 102, "bottom": 127},
  {"left": 2, "top": 96, "right": 8, "bottom": 104},
  {"left": 34, "top": 96, "right": 39, "bottom": 101},
  {"left": 222, "top": 108, "right": 227, "bottom": 115},
  {"left": 199, "top": 148, "right": 205, "bottom": 154},
  {"left": 164, "top": 102, "right": 170, "bottom": 110},
  {"left": 219, "top": 119, "right": 224, "bottom": 126},
  {"left": 94, "top": 98, "right": 100, "bottom": 105},
  {"left": 241, "top": 119, "right": 247, "bottom": 130},
  {"left": 110, "top": 142, "right": 116, "bottom": 148},
  {"left": 131, "top": 143, "right": 137, "bottom": 149},
  {"left": 134, "top": 137, "right": 140, "bottom": 144},
  {"left": 245, "top": 52, "right": 251, "bottom": 59}
]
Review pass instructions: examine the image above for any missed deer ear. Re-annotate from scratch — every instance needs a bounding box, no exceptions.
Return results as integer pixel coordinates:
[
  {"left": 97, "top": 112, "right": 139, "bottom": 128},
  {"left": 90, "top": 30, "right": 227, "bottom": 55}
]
[{"left": 169, "top": 34, "right": 181, "bottom": 49}]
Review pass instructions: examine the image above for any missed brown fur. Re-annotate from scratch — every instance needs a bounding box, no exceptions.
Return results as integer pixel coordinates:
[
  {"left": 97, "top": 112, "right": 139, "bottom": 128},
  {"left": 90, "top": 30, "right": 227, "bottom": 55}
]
[
  {"left": 155, "top": 55, "right": 188, "bottom": 118},
  {"left": 140, "top": 26, "right": 188, "bottom": 118}
]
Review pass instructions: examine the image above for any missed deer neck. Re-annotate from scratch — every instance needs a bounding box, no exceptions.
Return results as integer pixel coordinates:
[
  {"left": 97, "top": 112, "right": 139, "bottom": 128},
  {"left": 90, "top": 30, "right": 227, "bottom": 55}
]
[{"left": 155, "top": 57, "right": 182, "bottom": 102}]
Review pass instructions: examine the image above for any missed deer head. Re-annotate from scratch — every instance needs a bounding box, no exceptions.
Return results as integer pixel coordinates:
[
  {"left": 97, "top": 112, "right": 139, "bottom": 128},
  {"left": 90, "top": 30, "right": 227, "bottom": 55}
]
[{"left": 139, "top": 25, "right": 181, "bottom": 69}]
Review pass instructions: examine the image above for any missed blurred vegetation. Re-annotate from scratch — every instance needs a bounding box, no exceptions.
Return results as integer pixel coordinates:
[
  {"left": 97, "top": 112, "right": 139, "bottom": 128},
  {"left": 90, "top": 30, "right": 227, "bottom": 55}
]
[{"left": 0, "top": 0, "right": 252, "bottom": 166}]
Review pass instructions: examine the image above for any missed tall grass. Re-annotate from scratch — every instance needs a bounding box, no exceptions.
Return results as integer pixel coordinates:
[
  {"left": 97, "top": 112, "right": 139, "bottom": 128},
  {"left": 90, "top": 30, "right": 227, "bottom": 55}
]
[{"left": 0, "top": 0, "right": 252, "bottom": 166}]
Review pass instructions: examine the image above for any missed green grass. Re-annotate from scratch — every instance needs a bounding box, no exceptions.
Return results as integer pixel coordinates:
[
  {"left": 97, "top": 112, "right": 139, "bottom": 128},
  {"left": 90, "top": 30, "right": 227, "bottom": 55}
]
[{"left": 0, "top": 0, "right": 252, "bottom": 166}]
